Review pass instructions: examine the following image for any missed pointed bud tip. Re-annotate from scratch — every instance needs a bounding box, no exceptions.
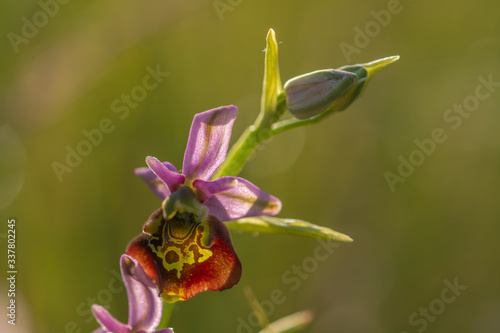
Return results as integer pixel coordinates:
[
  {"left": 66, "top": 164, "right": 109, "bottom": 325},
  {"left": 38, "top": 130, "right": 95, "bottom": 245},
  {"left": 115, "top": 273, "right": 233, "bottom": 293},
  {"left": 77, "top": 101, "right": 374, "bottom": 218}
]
[
  {"left": 362, "top": 55, "right": 400, "bottom": 76},
  {"left": 292, "top": 309, "right": 315, "bottom": 325},
  {"left": 265, "top": 28, "right": 279, "bottom": 48},
  {"left": 340, "top": 234, "right": 354, "bottom": 242}
]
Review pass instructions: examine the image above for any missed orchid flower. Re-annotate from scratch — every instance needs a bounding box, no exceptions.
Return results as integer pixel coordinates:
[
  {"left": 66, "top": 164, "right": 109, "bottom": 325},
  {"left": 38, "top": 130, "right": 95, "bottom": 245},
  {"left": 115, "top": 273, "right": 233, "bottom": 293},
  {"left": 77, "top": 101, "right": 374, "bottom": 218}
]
[
  {"left": 127, "top": 106, "right": 282, "bottom": 303},
  {"left": 92, "top": 254, "right": 173, "bottom": 333}
]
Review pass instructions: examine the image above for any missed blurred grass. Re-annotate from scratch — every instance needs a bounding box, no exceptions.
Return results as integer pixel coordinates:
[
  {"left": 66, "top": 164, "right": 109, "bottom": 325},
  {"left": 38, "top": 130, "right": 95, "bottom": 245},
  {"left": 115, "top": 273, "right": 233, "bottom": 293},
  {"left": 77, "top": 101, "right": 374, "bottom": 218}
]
[{"left": 1, "top": 0, "right": 500, "bottom": 332}]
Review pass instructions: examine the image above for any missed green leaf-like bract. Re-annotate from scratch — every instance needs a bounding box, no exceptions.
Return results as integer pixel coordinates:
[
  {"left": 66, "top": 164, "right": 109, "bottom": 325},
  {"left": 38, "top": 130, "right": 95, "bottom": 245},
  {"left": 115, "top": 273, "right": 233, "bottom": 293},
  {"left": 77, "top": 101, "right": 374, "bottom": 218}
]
[
  {"left": 226, "top": 216, "right": 352, "bottom": 242},
  {"left": 260, "top": 28, "right": 283, "bottom": 118}
]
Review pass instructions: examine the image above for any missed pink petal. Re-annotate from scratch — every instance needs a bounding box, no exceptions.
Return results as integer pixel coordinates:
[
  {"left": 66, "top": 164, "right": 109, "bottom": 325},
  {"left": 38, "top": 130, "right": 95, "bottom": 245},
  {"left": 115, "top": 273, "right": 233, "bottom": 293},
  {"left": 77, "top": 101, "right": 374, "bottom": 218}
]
[
  {"left": 182, "top": 106, "right": 238, "bottom": 182},
  {"left": 91, "top": 305, "right": 129, "bottom": 333},
  {"left": 91, "top": 328, "right": 107, "bottom": 333},
  {"left": 193, "top": 177, "right": 282, "bottom": 221},
  {"left": 135, "top": 159, "right": 184, "bottom": 200},
  {"left": 146, "top": 157, "right": 185, "bottom": 192},
  {"left": 120, "top": 255, "right": 163, "bottom": 332},
  {"left": 135, "top": 167, "right": 170, "bottom": 200}
]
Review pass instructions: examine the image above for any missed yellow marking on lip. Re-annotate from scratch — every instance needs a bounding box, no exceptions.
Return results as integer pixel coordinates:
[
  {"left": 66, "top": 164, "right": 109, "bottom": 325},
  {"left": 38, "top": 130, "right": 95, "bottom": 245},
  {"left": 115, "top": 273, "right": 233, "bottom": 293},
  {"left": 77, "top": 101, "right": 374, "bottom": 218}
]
[{"left": 149, "top": 222, "right": 213, "bottom": 279}]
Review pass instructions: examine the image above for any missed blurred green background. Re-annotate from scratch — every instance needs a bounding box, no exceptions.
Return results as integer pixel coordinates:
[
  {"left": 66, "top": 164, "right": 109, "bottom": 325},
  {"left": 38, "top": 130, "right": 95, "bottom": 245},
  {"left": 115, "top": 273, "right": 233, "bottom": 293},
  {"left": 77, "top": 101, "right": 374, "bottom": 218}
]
[{"left": 1, "top": 0, "right": 499, "bottom": 332}]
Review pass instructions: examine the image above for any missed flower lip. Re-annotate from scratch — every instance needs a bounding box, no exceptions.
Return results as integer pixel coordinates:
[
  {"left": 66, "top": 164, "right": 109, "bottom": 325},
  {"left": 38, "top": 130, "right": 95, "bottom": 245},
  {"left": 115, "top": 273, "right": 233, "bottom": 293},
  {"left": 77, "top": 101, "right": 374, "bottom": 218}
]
[{"left": 126, "top": 214, "right": 242, "bottom": 304}]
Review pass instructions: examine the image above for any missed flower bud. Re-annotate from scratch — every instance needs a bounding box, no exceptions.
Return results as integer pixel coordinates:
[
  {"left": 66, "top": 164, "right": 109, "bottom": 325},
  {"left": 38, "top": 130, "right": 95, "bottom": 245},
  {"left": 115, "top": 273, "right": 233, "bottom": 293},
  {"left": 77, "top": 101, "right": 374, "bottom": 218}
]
[
  {"left": 284, "top": 56, "right": 399, "bottom": 119},
  {"left": 283, "top": 69, "right": 358, "bottom": 119}
]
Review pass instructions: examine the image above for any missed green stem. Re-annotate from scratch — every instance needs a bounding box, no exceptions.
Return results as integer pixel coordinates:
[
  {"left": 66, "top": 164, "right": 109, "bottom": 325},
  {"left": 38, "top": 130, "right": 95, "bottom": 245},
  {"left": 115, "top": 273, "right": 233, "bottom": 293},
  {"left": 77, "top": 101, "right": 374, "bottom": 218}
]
[
  {"left": 157, "top": 301, "right": 175, "bottom": 330},
  {"left": 213, "top": 94, "right": 287, "bottom": 178},
  {"left": 213, "top": 120, "right": 271, "bottom": 178},
  {"left": 271, "top": 116, "right": 320, "bottom": 135},
  {"left": 271, "top": 103, "right": 338, "bottom": 135}
]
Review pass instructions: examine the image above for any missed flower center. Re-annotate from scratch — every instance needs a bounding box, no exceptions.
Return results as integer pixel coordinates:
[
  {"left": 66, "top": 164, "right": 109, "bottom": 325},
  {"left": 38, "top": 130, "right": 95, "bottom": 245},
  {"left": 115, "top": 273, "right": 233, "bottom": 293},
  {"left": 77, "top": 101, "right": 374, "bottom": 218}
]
[{"left": 161, "top": 186, "right": 208, "bottom": 222}]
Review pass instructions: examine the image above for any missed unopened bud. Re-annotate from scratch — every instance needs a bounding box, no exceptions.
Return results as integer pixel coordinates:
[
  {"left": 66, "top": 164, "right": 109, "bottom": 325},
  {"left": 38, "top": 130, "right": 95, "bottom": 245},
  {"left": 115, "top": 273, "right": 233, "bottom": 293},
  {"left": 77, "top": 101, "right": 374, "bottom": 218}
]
[
  {"left": 283, "top": 69, "right": 358, "bottom": 119},
  {"left": 284, "top": 56, "right": 399, "bottom": 119}
]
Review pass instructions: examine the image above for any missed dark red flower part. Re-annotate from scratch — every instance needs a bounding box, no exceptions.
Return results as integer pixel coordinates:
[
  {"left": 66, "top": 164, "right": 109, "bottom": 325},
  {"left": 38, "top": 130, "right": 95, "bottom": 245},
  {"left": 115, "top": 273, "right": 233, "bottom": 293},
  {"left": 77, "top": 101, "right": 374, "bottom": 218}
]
[{"left": 127, "top": 208, "right": 241, "bottom": 303}]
